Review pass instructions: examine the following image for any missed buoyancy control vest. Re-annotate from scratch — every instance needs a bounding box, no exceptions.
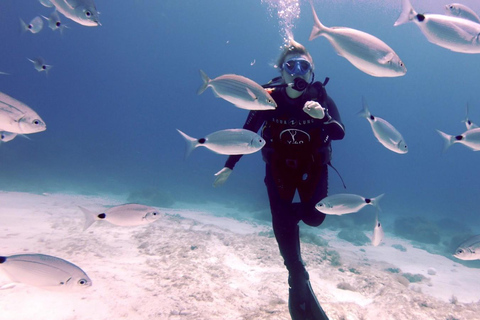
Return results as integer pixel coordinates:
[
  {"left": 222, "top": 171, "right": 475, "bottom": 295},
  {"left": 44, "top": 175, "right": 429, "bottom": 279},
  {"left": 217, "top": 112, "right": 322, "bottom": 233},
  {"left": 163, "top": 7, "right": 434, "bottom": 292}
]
[{"left": 260, "top": 78, "right": 332, "bottom": 165}]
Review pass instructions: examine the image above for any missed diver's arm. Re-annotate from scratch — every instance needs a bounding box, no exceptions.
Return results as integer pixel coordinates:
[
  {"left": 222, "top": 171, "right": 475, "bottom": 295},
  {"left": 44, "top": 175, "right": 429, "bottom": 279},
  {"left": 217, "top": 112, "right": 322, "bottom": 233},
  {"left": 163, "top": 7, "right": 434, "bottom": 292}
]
[{"left": 322, "top": 96, "right": 345, "bottom": 140}]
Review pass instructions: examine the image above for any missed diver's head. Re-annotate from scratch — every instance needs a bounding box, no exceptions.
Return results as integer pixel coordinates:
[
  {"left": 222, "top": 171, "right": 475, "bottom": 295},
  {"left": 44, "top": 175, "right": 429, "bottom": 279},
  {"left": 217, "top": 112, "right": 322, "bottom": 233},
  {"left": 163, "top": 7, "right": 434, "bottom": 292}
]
[{"left": 277, "top": 39, "right": 314, "bottom": 97}]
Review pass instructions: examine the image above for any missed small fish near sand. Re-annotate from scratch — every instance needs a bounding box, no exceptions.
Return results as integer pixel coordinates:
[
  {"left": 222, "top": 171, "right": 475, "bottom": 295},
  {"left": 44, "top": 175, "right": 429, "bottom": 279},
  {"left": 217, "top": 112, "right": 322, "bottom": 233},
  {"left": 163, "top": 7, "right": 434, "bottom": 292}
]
[
  {"left": 453, "top": 235, "right": 480, "bottom": 260},
  {"left": 358, "top": 97, "right": 408, "bottom": 154},
  {"left": 0, "top": 254, "right": 92, "bottom": 290},
  {"left": 197, "top": 70, "right": 277, "bottom": 110},
  {"left": 436, "top": 128, "right": 480, "bottom": 151},
  {"left": 371, "top": 211, "right": 384, "bottom": 247},
  {"left": 309, "top": 3, "right": 406, "bottom": 77},
  {"left": 0, "top": 91, "right": 46, "bottom": 134},
  {"left": 177, "top": 128, "right": 265, "bottom": 158},
  {"left": 79, "top": 204, "right": 161, "bottom": 230},
  {"left": 395, "top": 0, "right": 480, "bottom": 54},
  {"left": 316, "top": 193, "right": 384, "bottom": 215}
]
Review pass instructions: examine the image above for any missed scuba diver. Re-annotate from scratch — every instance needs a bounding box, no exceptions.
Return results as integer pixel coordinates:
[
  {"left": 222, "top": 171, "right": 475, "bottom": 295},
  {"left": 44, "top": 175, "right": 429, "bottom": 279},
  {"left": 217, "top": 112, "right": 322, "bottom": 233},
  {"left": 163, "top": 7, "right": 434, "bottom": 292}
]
[{"left": 213, "top": 39, "right": 345, "bottom": 320}]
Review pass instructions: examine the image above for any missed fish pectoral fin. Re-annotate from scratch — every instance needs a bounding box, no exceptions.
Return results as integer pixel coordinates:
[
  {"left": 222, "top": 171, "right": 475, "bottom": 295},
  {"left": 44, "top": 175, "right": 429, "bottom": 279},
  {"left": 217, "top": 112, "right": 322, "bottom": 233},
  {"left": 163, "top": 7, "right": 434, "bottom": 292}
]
[
  {"left": 378, "top": 52, "right": 394, "bottom": 65},
  {"left": 246, "top": 88, "right": 258, "bottom": 101},
  {"left": 446, "top": 22, "right": 480, "bottom": 42}
]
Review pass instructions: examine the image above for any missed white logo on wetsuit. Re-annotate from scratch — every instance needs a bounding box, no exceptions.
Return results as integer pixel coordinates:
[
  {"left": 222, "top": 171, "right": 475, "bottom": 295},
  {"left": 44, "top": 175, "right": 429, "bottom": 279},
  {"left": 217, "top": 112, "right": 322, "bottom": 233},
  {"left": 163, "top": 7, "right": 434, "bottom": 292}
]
[{"left": 279, "top": 129, "right": 311, "bottom": 145}]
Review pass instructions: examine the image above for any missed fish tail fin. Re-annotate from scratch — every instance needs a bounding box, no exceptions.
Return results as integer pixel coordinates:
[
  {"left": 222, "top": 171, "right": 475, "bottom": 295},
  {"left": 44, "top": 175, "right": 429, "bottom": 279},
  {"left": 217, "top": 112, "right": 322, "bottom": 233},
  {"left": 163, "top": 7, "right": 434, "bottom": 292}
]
[
  {"left": 176, "top": 129, "right": 198, "bottom": 159},
  {"left": 394, "top": 0, "right": 417, "bottom": 26},
  {"left": 370, "top": 193, "right": 385, "bottom": 211},
  {"left": 197, "top": 70, "right": 210, "bottom": 95},
  {"left": 309, "top": 2, "right": 325, "bottom": 41},
  {"left": 357, "top": 96, "right": 371, "bottom": 118},
  {"left": 436, "top": 129, "right": 455, "bottom": 152},
  {"left": 78, "top": 206, "right": 97, "bottom": 231},
  {"left": 19, "top": 18, "right": 29, "bottom": 34}
]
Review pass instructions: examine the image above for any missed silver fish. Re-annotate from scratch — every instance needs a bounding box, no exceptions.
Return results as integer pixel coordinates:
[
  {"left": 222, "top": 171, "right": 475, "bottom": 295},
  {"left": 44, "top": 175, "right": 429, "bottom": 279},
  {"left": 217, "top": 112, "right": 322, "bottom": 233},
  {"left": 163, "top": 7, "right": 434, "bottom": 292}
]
[
  {"left": 436, "top": 128, "right": 480, "bottom": 151},
  {"left": 177, "top": 128, "right": 265, "bottom": 158},
  {"left": 28, "top": 57, "right": 53, "bottom": 74},
  {"left": 0, "top": 254, "right": 92, "bottom": 289},
  {"left": 39, "top": 0, "right": 54, "bottom": 7},
  {"left": 79, "top": 204, "right": 161, "bottom": 230},
  {"left": 42, "top": 11, "right": 67, "bottom": 33},
  {"left": 445, "top": 3, "right": 480, "bottom": 24},
  {"left": 20, "top": 16, "right": 44, "bottom": 34},
  {"left": 395, "top": 0, "right": 480, "bottom": 54},
  {"left": 197, "top": 70, "right": 277, "bottom": 110},
  {"left": 316, "top": 193, "right": 384, "bottom": 215},
  {"left": 0, "top": 91, "right": 46, "bottom": 134},
  {"left": 0, "top": 131, "right": 18, "bottom": 143},
  {"left": 50, "top": 0, "right": 100, "bottom": 27},
  {"left": 358, "top": 97, "right": 408, "bottom": 154},
  {"left": 371, "top": 212, "right": 384, "bottom": 247},
  {"left": 309, "top": 3, "right": 406, "bottom": 77},
  {"left": 463, "top": 103, "right": 478, "bottom": 130},
  {"left": 453, "top": 235, "right": 480, "bottom": 260}
]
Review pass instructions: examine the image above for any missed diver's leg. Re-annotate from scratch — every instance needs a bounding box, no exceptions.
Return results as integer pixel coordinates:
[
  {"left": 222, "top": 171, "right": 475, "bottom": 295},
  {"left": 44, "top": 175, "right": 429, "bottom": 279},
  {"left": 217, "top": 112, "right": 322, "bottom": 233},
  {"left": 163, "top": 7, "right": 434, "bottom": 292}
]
[
  {"left": 286, "top": 164, "right": 329, "bottom": 320},
  {"left": 265, "top": 164, "right": 329, "bottom": 319}
]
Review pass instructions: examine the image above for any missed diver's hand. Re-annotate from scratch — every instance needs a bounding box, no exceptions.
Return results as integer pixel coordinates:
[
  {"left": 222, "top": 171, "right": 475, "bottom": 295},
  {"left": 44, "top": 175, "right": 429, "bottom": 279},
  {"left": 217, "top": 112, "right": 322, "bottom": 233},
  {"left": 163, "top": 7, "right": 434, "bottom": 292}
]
[
  {"left": 303, "top": 101, "right": 325, "bottom": 119},
  {"left": 213, "top": 167, "right": 232, "bottom": 187}
]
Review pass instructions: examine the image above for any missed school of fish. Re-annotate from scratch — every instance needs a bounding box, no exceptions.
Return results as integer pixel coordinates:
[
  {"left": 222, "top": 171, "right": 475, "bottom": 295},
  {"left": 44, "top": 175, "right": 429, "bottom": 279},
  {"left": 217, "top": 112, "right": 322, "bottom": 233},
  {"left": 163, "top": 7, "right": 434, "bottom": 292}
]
[{"left": 2, "top": 0, "right": 480, "bottom": 292}]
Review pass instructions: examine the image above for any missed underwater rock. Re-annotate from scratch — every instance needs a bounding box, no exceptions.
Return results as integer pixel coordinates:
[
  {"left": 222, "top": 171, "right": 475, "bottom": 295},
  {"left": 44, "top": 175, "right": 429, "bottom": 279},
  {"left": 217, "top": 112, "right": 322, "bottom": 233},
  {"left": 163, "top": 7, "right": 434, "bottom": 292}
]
[
  {"left": 402, "top": 272, "right": 427, "bottom": 283},
  {"left": 337, "top": 229, "right": 370, "bottom": 246},
  {"left": 127, "top": 188, "right": 175, "bottom": 207},
  {"left": 300, "top": 232, "right": 329, "bottom": 247},
  {"left": 393, "top": 216, "right": 440, "bottom": 245},
  {"left": 392, "top": 244, "right": 407, "bottom": 252},
  {"left": 427, "top": 267, "right": 437, "bottom": 276}
]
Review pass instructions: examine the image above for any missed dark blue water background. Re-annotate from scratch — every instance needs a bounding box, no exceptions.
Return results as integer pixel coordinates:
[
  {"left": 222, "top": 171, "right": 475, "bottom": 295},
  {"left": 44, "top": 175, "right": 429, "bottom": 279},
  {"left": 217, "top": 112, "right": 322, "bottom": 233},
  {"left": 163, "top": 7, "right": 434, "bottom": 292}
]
[{"left": 1, "top": 0, "right": 479, "bottom": 232}]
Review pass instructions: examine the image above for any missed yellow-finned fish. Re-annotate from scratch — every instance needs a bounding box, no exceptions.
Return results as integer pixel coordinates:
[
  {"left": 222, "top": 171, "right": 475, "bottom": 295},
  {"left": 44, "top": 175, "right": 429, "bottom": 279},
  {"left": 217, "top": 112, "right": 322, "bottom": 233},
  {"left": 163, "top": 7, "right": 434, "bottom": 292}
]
[{"left": 197, "top": 70, "right": 277, "bottom": 110}]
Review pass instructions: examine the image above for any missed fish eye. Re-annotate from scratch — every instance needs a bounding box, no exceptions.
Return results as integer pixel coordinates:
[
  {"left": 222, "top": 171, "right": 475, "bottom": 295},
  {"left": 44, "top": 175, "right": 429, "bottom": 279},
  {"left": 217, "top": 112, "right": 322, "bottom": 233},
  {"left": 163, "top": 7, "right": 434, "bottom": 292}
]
[
  {"left": 85, "top": 11, "right": 91, "bottom": 17},
  {"left": 152, "top": 211, "right": 158, "bottom": 216},
  {"left": 56, "top": 22, "right": 61, "bottom": 27},
  {"left": 78, "top": 279, "right": 89, "bottom": 286},
  {"left": 32, "top": 119, "right": 41, "bottom": 125}
]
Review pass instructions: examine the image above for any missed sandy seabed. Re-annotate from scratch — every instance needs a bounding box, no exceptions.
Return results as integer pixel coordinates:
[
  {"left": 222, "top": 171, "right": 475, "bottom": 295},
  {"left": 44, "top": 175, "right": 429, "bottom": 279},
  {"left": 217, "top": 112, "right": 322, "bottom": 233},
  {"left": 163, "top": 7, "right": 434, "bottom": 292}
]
[{"left": 0, "top": 191, "right": 479, "bottom": 320}]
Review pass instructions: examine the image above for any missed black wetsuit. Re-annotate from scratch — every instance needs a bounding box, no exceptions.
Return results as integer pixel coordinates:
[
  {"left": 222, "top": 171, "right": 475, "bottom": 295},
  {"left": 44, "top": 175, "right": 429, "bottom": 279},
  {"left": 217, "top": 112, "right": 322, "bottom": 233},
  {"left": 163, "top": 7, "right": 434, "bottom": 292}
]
[{"left": 224, "top": 81, "right": 345, "bottom": 319}]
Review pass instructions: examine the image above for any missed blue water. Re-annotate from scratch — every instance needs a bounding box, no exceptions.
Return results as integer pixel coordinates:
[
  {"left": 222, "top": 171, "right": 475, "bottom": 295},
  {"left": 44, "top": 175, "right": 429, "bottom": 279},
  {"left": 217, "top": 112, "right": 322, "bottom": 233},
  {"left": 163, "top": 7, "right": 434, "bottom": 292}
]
[{"left": 1, "top": 0, "right": 480, "bottom": 233}]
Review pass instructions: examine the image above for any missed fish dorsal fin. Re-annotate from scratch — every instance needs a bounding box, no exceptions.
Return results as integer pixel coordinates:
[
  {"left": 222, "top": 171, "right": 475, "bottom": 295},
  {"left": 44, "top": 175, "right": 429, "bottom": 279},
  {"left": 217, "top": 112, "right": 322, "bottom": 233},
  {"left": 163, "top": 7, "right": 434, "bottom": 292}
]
[{"left": 378, "top": 52, "right": 394, "bottom": 65}]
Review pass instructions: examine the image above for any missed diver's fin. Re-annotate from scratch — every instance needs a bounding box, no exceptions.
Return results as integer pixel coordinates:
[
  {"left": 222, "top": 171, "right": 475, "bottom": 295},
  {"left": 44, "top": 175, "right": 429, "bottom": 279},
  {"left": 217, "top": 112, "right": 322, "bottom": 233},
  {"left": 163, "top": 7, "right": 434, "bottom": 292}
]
[
  {"left": 288, "top": 280, "right": 329, "bottom": 320},
  {"left": 305, "top": 281, "right": 330, "bottom": 319}
]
